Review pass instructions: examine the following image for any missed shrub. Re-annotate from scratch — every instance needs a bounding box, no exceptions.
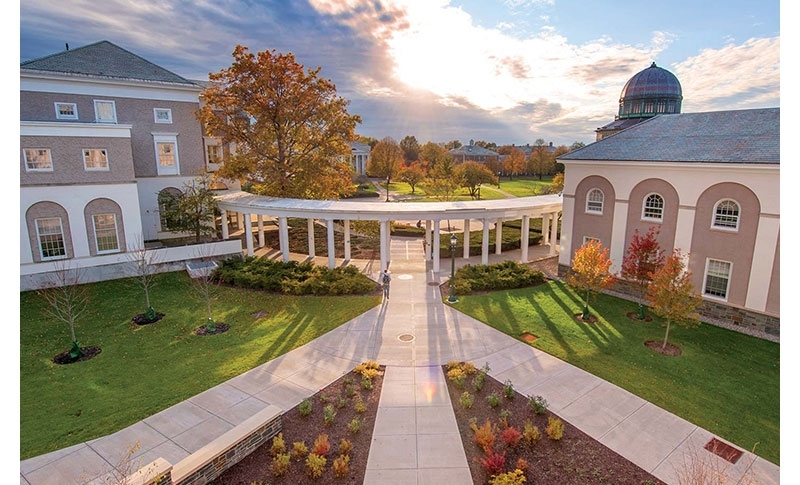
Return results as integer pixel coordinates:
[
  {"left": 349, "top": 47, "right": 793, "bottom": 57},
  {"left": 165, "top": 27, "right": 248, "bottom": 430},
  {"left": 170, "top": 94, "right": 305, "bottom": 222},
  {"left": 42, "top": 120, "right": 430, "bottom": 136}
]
[
  {"left": 291, "top": 441, "right": 308, "bottom": 461},
  {"left": 332, "top": 454, "right": 350, "bottom": 478},
  {"left": 336, "top": 395, "right": 347, "bottom": 409},
  {"left": 460, "top": 391, "right": 475, "bottom": 409},
  {"left": 345, "top": 383, "right": 356, "bottom": 397},
  {"left": 306, "top": 453, "right": 327, "bottom": 479},
  {"left": 479, "top": 449, "right": 507, "bottom": 477},
  {"left": 489, "top": 468, "right": 526, "bottom": 485},
  {"left": 270, "top": 452, "right": 291, "bottom": 477},
  {"left": 515, "top": 458, "right": 529, "bottom": 473},
  {"left": 454, "top": 260, "right": 546, "bottom": 295},
  {"left": 503, "top": 380, "right": 515, "bottom": 399},
  {"left": 500, "top": 426, "right": 522, "bottom": 448},
  {"left": 522, "top": 420, "right": 541, "bottom": 446},
  {"left": 361, "top": 375, "right": 373, "bottom": 390},
  {"left": 473, "top": 371, "right": 486, "bottom": 392},
  {"left": 299, "top": 398, "right": 312, "bottom": 417},
  {"left": 269, "top": 432, "right": 286, "bottom": 456},
  {"left": 546, "top": 416, "right": 564, "bottom": 441},
  {"left": 498, "top": 408, "right": 512, "bottom": 428},
  {"left": 474, "top": 419, "right": 497, "bottom": 452},
  {"left": 312, "top": 433, "right": 331, "bottom": 456},
  {"left": 528, "top": 395, "right": 548, "bottom": 415},
  {"left": 323, "top": 404, "right": 336, "bottom": 426},
  {"left": 487, "top": 392, "right": 501, "bottom": 408},
  {"left": 348, "top": 417, "right": 360, "bottom": 434},
  {"left": 446, "top": 367, "right": 467, "bottom": 388},
  {"left": 353, "top": 397, "right": 367, "bottom": 414},
  {"left": 338, "top": 438, "right": 353, "bottom": 456}
]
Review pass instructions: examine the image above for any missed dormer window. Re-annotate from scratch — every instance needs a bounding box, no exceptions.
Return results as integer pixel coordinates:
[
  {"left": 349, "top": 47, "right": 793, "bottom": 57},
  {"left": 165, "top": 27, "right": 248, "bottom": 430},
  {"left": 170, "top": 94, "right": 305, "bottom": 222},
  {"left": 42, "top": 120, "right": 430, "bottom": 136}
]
[{"left": 55, "top": 102, "right": 78, "bottom": 120}]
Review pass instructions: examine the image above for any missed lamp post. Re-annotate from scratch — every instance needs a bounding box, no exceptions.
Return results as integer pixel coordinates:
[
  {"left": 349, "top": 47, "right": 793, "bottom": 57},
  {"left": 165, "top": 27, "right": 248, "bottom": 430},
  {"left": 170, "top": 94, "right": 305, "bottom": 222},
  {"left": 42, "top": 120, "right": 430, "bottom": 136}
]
[
  {"left": 477, "top": 182, "right": 481, "bottom": 200},
  {"left": 448, "top": 233, "right": 458, "bottom": 303}
]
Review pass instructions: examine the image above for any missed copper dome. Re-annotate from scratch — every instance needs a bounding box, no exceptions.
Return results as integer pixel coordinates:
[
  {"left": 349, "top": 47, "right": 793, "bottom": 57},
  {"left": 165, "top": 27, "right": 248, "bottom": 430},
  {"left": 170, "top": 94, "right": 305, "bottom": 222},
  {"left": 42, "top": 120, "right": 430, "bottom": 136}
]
[{"left": 617, "top": 62, "right": 682, "bottom": 119}]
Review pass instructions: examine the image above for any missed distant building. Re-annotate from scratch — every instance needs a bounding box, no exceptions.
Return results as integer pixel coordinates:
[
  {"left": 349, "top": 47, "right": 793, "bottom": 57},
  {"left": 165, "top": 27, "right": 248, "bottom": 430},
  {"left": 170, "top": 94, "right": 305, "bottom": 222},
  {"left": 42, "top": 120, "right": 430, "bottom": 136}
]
[
  {"left": 349, "top": 141, "right": 371, "bottom": 175},
  {"left": 595, "top": 62, "right": 683, "bottom": 141},
  {"left": 447, "top": 139, "right": 499, "bottom": 164}
]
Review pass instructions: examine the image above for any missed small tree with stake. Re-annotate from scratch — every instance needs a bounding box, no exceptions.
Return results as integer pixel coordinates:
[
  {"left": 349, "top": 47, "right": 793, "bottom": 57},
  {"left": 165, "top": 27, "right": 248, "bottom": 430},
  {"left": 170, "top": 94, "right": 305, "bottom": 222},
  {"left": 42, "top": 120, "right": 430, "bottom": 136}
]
[
  {"left": 566, "top": 239, "right": 615, "bottom": 321},
  {"left": 127, "top": 237, "right": 161, "bottom": 322},
  {"left": 646, "top": 249, "right": 702, "bottom": 352},
  {"left": 619, "top": 227, "right": 665, "bottom": 319},
  {"left": 38, "top": 261, "right": 89, "bottom": 359}
]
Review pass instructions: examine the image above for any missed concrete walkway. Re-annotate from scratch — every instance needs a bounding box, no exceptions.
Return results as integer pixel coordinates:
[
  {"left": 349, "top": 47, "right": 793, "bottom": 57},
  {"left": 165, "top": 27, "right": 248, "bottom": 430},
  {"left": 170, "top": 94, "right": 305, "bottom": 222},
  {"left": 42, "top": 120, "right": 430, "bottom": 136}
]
[{"left": 20, "top": 237, "right": 780, "bottom": 485}]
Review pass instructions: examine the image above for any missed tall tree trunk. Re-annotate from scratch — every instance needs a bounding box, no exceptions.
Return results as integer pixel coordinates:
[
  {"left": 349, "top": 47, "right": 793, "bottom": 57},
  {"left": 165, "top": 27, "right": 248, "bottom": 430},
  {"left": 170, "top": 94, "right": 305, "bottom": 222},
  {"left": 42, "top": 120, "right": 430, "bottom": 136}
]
[{"left": 662, "top": 319, "right": 672, "bottom": 350}]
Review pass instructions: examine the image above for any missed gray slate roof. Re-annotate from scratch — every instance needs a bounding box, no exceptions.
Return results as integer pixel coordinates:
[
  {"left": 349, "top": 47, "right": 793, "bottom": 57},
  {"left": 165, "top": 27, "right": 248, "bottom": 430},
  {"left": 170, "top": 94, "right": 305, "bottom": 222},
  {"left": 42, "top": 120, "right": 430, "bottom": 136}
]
[
  {"left": 448, "top": 144, "right": 499, "bottom": 157},
  {"left": 21, "top": 40, "right": 197, "bottom": 86},
  {"left": 562, "top": 108, "right": 779, "bottom": 164}
]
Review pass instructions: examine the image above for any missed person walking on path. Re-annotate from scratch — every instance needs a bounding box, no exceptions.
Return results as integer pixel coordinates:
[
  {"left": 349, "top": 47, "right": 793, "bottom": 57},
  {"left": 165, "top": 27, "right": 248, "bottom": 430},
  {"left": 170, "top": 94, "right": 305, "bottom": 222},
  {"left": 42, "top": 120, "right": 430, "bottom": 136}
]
[{"left": 382, "top": 269, "right": 391, "bottom": 300}]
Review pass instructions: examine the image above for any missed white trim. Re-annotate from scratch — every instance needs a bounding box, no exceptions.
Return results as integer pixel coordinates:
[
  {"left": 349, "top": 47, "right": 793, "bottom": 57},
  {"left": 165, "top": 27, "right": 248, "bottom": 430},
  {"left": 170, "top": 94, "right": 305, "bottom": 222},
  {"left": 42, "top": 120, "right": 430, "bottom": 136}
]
[
  {"left": 154, "top": 108, "right": 173, "bottom": 124},
  {"left": 21, "top": 72, "right": 202, "bottom": 102},
  {"left": 82, "top": 148, "right": 110, "bottom": 171},
  {"left": 94, "top": 99, "right": 117, "bottom": 123},
  {"left": 703, "top": 258, "right": 732, "bottom": 301},
  {"left": 54, "top": 102, "right": 78, "bottom": 120},
  {"left": 21, "top": 121, "right": 132, "bottom": 138},
  {"left": 154, "top": 134, "right": 180, "bottom": 175},
  {"left": 23, "top": 148, "right": 53, "bottom": 172},
  {"left": 641, "top": 192, "right": 664, "bottom": 221}
]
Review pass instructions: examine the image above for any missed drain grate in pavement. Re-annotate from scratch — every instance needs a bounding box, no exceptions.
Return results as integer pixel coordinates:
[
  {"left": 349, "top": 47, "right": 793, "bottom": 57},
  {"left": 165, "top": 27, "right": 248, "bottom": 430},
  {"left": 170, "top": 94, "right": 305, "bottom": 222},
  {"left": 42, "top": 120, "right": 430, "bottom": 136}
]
[
  {"left": 704, "top": 437, "right": 743, "bottom": 464},
  {"left": 398, "top": 334, "right": 414, "bottom": 342},
  {"left": 427, "top": 281, "right": 440, "bottom": 286}
]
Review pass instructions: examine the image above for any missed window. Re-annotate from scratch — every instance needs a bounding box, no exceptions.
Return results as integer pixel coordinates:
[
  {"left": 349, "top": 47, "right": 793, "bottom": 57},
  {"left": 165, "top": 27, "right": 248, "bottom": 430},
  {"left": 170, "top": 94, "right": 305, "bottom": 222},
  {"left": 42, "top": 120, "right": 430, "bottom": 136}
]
[
  {"left": 94, "top": 100, "right": 117, "bottom": 123},
  {"left": 704, "top": 259, "right": 731, "bottom": 299},
  {"left": 586, "top": 189, "right": 604, "bottom": 214},
  {"left": 93, "top": 214, "right": 119, "bottom": 253},
  {"left": 207, "top": 144, "right": 223, "bottom": 164},
  {"left": 82, "top": 149, "right": 109, "bottom": 170},
  {"left": 55, "top": 102, "right": 78, "bottom": 120},
  {"left": 154, "top": 135, "right": 179, "bottom": 175},
  {"left": 583, "top": 236, "right": 599, "bottom": 245},
  {"left": 713, "top": 200, "right": 740, "bottom": 230},
  {"left": 35, "top": 217, "right": 66, "bottom": 260},
  {"left": 23, "top": 148, "right": 53, "bottom": 171},
  {"left": 154, "top": 108, "right": 172, "bottom": 124},
  {"left": 643, "top": 193, "right": 664, "bottom": 220}
]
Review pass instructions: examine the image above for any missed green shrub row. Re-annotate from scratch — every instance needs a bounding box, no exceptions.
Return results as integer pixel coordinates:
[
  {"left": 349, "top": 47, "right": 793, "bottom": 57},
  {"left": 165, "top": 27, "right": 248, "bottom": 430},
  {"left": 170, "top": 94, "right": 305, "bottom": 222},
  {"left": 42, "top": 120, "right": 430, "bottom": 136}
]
[
  {"left": 215, "top": 257, "right": 378, "bottom": 295},
  {"left": 452, "top": 260, "right": 546, "bottom": 295}
]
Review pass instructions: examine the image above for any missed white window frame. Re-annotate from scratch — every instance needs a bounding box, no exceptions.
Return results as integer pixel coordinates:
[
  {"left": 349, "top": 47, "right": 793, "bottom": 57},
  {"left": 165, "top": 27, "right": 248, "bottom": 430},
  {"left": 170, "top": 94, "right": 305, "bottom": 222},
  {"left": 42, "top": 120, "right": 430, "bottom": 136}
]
[
  {"left": 154, "top": 134, "right": 180, "bottom": 175},
  {"left": 703, "top": 258, "right": 732, "bottom": 300},
  {"left": 585, "top": 188, "right": 604, "bottom": 214},
  {"left": 206, "top": 141, "right": 223, "bottom": 170},
  {"left": 82, "top": 148, "right": 109, "bottom": 171},
  {"left": 642, "top": 193, "right": 664, "bottom": 221},
  {"left": 23, "top": 148, "right": 53, "bottom": 172},
  {"left": 712, "top": 199, "right": 740, "bottom": 231},
  {"left": 94, "top": 99, "right": 117, "bottom": 123},
  {"left": 154, "top": 108, "right": 173, "bottom": 124},
  {"left": 92, "top": 213, "right": 120, "bottom": 254},
  {"left": 583, "top": 236, "right": 600, "bottom": 245},
  {"left": 54, "top": 102, "right": 78, "bottom": 120},
  {"left": 35, "top": 217, "right": 67, "bottom": 260}
]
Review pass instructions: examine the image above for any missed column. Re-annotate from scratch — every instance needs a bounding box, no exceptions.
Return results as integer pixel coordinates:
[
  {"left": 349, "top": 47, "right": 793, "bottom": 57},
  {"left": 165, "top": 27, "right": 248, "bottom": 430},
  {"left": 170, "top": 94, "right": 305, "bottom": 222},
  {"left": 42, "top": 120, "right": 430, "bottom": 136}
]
[
  {"left": 244, "top": 213, "right": 254, "bottom": 256},
  {"left": 220, "top": 209, "right": 229, "bottom": 239},
  {"left": 481, "top": 220, "right": 490, "bottom": 265},
  {"left": 495, "top": 218, "right": 503, "bottom": 255},
  {"left": 463, "top": 219, "right": 471, "bottom": 259},
  {"left": 543, "top": 214, "right": 551, "bottom": 246},
  {"left": 327, "top": 219, "right": 336, "bottom": 269},
  {"left": 307, "top": 218, "right": 316, "bottom": 259},
  {"left": 278, "top": 216, "right": 289, "bottom": 262},
  {"left": 433, "top": 220, "right": 441, "bottom": 272},
  {"left": 379, "top": 220, "right": 389, "bottom": 273},
  {"left": 425, "top": 220, "right": 432, "bottom": 260},
  {"left": 521, "top": 215, "right": 530, "bottom": 263},
  {"left": 343, "top": 219, "right": 351, "bottom": 261},
  {"left": 549, "top": 212, "right": 559, "bottom": 256},
  {"left": 257, "top": 215, "right": 265, "bottom": 248}
]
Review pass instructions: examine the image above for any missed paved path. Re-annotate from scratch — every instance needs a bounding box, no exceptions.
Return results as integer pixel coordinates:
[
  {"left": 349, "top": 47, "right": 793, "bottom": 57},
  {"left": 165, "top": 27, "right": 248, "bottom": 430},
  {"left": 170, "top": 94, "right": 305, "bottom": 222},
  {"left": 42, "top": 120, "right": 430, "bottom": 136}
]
[{"left": 19, "top": 238, "right": 780, "bottom": 485}]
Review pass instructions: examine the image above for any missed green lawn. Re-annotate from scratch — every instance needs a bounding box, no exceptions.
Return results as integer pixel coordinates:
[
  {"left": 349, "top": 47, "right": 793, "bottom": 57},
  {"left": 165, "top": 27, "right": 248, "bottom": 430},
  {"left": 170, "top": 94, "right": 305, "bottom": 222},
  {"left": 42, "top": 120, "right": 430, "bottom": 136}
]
[
  {"left": 20, "top": 271, "right": 380, "bottom": 460},
  {"left": 450, "top": 280, "right": 780, "bottom": 465},
  {"left": 497, "top": 176, "right": 555, "bottom": 197}
]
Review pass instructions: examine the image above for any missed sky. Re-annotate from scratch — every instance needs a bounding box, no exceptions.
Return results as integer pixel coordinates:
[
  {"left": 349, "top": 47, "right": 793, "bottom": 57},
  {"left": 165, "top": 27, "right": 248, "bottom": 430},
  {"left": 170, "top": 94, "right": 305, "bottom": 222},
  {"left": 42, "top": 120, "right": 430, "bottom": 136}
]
[{"left": 17, "top": 0, "right": 782, "bottom": 148}]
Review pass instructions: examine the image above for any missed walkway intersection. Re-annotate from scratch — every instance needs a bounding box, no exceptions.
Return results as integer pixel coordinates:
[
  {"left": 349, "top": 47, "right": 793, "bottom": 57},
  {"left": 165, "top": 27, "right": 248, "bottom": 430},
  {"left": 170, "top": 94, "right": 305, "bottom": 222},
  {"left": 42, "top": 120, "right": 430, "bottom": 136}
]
[{"left": 20, "top": 237, "right": 780, "bottom": 485}]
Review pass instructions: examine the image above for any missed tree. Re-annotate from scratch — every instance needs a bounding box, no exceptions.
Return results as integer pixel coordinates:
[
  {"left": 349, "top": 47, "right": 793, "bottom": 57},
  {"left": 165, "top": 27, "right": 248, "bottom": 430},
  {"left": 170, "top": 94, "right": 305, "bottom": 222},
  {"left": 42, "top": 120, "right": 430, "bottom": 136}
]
[
  {"left": 357, "top": 134, "right": 379, "bottom": 148},
  {"left": 127, "top": 237, "right": 162, "bottom": 322},
  {"left": 474, "top": 140, "right": 497, "bottom": 151},
  {"left": 427, "top": 155, "right": 463, "bottom": 201},
  {"left": 455, "top": 161, "right": 499, "bottom": 199},
  {"left": 367, "top": 137, "right": 404, "bottom": 202},
  {"left": 551, "top": 144, "right": 570, "bottom": 173},
  {"left": 528, "top": 138, "right": 555, "bottom": 180},
  {"left": 569, "top": 141, "right": 586, "bottom": 152},
  {"left": 503, "top": 148, "right": 526, "bottom": 180},
  {"left": 399, "top": 135, "right": 421, "bottom": 162},
  {"left": 646, "top": 250, "right": 702, "bottom": 351},
  {"left": 398, "top": 162, "right": 426, "bottom": 194},
  {"left": 158, "top": 175, "right": 220, "bottom": 243},
  {"left": 420, "top": 141, "right": 449, "bottom": 172},
  {"left": 444, "top": 139, "right": 462, "bottom": 150},
  {"left": 566, "top": 239, "right": 615, "bottom": 321},
  {"left": 38, "top": 262, "right": 89, "bottom": 359},
  {"left": 619, "top": 227, "right": 665, "bottom": 319},
  {"left": 196, "top": 45, "right": 361, "bottom": 199}
]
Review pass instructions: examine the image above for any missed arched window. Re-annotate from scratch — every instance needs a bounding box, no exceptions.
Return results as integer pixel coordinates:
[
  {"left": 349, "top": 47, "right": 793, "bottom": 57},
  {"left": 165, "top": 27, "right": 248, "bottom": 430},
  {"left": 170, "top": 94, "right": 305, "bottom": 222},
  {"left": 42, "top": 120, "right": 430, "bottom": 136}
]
[
  {"left": 642, "top": 193, "right": 664, "bottom": 221},
  {"left": 713, "top": 199, "right": 740, "bottom": 230},
  {"left": 586, "top": 189, "right": 604, "bottom": 214}
]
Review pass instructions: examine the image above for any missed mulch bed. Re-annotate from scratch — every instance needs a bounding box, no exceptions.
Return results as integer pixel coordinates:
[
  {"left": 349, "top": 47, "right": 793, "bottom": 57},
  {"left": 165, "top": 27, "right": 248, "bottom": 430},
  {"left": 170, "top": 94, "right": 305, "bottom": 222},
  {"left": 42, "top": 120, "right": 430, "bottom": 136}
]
[
  {"left": 626, "top": 312, "right": 653, "bottom": 322},
  {"left": 644, "top": 340, "right": 682, "bottom": 356},
  {"left": 131, "top": 312, "right": 165, "bottom": 325},
  {"left": 194, "top": 323, "right": 231, "bottom": 336},
  {"left": 52, "top": 346, "right": 102, "bottom": 365}
]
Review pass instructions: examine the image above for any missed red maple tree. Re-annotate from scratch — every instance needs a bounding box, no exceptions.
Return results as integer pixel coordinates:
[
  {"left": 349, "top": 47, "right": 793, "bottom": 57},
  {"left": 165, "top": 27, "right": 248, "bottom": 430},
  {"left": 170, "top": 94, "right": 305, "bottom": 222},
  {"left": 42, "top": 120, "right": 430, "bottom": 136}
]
[{"left": 619, "top": 227, "right": 665, "bottom": 319}]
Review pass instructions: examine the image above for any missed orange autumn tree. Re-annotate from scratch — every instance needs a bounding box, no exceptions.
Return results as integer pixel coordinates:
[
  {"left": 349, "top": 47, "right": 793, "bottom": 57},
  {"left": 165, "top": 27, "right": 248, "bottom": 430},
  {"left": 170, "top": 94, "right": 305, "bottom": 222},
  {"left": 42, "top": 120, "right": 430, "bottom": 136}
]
[
  {"left": 645, "top": 249, "right": 702, "bottom": 351},
  {"left": 566, "top": 239, "right": 615, "bottom": 321},
  {"left": 197, "top": 45, "right": 361, "bottom": 199}
]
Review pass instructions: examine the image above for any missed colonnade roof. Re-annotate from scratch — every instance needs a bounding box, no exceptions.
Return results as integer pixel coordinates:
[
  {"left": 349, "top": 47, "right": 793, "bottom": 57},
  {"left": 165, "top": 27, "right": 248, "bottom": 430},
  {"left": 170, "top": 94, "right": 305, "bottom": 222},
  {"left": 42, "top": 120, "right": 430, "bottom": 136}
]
[{"left": 215, "top": 190, "right": 563, "bottom": 222}]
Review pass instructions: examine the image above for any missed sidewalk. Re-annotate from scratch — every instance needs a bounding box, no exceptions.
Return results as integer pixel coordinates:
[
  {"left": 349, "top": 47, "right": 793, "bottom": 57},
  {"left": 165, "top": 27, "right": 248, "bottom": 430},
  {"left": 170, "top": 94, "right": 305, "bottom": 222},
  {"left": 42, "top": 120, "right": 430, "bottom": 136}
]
[{"left": 19, "top": 238, "right": 780, "bottom": 485}]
